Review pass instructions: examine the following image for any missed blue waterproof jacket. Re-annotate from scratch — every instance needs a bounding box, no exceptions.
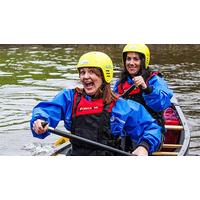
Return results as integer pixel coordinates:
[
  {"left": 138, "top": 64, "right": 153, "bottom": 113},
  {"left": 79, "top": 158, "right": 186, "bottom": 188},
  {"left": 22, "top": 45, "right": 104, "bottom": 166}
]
[
  {"left": 30, "top": 88, "right": 162, "bottom": 153},
  {"left": 113, "top": 75, "right": 173, "bottom": 112}
]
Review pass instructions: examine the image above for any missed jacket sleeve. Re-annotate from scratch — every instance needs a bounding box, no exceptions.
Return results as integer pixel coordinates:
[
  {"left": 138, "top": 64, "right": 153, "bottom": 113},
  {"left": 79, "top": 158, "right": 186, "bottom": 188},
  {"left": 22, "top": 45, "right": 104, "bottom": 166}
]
[
  {"left": 30, "top": 89, "right": 74, "bottom": 139},
  {"left": 142, "top": 76, "right": 173, "bottom": 112},
  {"left": 124, "top": 99, "right": 162, "bottom": 153},
  {"left": 113, "top": 80, "right": 120, "bottom": 93}
]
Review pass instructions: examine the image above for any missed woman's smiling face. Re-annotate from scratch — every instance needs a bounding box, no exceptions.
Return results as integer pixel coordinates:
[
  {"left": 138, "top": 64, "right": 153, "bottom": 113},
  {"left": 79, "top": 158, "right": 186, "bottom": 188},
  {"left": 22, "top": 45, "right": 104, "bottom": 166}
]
[
  {"left": 79, "top": 67, "right": 103, "bottom": 96},
  {"left": 125, "top": 52, "right": 141, "bottom": 77}
]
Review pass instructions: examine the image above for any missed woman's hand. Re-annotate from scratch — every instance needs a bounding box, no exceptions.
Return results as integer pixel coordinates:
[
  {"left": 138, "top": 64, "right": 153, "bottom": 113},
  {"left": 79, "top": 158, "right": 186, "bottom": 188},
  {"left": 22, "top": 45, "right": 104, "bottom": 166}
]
[
  {"left": 133, "top": 76, "right": 147, "bottom": 89},
  {"left": 132, "top": 146, "right": 148, "bottom": 156},
  {"left": 32, "top": 119, "right": 49, "bottom": 134}
]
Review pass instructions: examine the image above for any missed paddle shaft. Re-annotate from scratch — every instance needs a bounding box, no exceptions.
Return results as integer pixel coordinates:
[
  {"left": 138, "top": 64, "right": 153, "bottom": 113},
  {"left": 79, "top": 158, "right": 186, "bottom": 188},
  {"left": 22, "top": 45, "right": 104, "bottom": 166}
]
[
  {"left": 121, "top": 73, "right": 146, "bottom": 98},
  {"left": 48, "top": 127, "right": 132, "bottom": 156},
  {"left": 121, "top": 84, "right": 136, "bottom": 98}
]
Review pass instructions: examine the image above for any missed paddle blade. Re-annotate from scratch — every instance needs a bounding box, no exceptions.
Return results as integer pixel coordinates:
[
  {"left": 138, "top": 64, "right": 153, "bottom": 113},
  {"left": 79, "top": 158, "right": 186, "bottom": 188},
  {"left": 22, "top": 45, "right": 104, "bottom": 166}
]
[{"left": 54, "top": 137, "right": 69, "bottom": 146}]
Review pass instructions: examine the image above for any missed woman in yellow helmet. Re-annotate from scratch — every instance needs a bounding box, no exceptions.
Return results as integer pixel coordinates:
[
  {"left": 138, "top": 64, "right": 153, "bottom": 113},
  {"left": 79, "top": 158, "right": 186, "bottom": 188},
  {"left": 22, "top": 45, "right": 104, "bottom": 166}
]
[
  {"left": 113, "top": 44, "right": 173, "bottom": 150},
  {"left": 30, "top": 51, "right": 162, "bottom": 156}
]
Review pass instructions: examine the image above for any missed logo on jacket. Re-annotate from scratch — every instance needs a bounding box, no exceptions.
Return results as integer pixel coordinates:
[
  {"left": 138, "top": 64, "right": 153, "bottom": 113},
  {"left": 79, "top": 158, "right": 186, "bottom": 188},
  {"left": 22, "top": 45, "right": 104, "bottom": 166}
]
[{"left": 79, "top": 106, "right": 99, "bottom": 111}]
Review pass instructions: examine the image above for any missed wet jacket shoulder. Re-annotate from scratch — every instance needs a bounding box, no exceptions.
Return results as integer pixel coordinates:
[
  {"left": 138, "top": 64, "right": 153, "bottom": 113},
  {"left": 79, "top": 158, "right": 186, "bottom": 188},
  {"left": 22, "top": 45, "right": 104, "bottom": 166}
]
[
  {"left": 30, "top": 88, "right": 74, "bottom": 139},
  {"left": 111, "top": 98, "right": 162, "bottom": 153},
  {"left": 113, "top": 75, "right": 173, "bottom": 112},
  {"left": 144, "top": 75, "right": 173, "bottom": 112}
]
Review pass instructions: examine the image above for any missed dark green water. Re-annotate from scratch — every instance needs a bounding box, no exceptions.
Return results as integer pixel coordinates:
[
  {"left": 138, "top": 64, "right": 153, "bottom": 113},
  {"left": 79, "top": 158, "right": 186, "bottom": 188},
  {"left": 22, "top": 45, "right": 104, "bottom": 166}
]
[{"left": 0, "top": 44, "right": 199, "bottom": 155}]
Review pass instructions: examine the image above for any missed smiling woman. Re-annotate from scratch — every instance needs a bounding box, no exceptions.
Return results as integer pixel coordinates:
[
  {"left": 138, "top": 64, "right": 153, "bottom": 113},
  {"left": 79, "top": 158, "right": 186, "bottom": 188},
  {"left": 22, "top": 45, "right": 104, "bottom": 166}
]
[
  {"left": 79, "top": 68, "right": 103, "bottom": 97},
  {"left": 30, "top": 51, "right": 162, "bottom": 156},
  {"left": 76, "top": 51, "right": 116, "bottom": 105}
]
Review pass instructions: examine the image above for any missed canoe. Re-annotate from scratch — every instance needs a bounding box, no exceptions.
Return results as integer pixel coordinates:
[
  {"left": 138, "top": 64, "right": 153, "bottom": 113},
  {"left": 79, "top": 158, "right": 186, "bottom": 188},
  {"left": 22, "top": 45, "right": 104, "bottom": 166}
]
[
  {"left": 50, "top": 96, "right": 191, "bottom": 156},
  {"left": 152, "top": 96, "right": 190, "bottom": 156}
]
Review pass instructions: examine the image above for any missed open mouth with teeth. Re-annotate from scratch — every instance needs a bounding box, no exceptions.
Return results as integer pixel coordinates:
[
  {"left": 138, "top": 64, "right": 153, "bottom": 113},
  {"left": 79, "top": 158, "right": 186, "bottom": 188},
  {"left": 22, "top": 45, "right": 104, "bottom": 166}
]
[
  {"left": 83, "top": 81, "right": 97, "bottom": 95},
  {"left": 84, "top": 81, "right": 94, "bottom": 89}
]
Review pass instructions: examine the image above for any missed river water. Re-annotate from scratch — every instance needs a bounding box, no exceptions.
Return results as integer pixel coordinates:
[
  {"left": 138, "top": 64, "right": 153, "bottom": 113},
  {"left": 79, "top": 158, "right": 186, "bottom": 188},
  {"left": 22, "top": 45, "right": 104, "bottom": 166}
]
[{"left": 0, "top": 44, "right": 199, "bottom": 155}]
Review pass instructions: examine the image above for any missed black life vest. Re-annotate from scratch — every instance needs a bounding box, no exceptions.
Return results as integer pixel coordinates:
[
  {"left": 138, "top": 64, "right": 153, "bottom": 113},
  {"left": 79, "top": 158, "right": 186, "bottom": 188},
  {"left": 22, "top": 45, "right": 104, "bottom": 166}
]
[
  {"left": 70, "top": 90, "right": 120, "bottom": 156},
  {"left": 117, "top": 72, "right": 165, "bottom": 127}
]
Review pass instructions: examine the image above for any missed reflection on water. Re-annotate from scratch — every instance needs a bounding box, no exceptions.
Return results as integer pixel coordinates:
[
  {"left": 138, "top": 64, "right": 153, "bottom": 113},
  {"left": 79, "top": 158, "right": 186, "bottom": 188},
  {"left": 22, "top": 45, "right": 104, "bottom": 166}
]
[{"left": 0, "top": 44, "right": 199, "bottom": 155}]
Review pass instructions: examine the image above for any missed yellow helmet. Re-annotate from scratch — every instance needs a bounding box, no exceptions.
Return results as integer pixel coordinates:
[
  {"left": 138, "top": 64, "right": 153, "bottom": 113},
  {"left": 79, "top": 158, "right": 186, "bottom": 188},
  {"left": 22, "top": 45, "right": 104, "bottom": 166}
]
[
  {"left": 77, "top": 51, "right": 113, "bottom": 83},
  {"left": 123, "top": 44, "right": 150, "bottom": 68}
]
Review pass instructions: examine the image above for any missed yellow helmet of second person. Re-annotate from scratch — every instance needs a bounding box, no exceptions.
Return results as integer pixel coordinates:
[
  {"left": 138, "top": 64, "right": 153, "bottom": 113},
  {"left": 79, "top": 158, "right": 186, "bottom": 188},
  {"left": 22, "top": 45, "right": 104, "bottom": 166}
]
[
  {"left": 77, "top": 51, "right": 113, "bottom": 83},
  {"left": 123, "top": 44, "right": 150, "bottom": 68}
]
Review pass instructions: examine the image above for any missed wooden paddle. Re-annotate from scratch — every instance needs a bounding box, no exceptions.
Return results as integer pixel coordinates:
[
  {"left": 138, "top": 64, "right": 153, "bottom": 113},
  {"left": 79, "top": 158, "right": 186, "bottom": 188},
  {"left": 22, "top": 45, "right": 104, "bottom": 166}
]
[{"left": 42, "top": 122, "right": 133, "bottom": 156}]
